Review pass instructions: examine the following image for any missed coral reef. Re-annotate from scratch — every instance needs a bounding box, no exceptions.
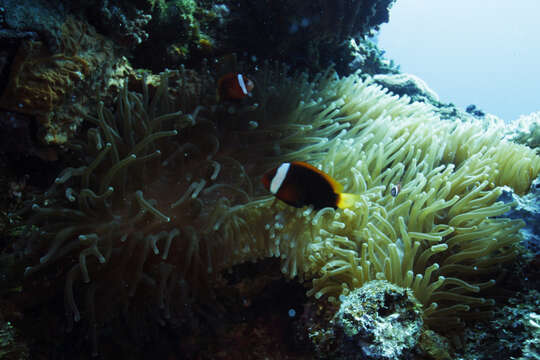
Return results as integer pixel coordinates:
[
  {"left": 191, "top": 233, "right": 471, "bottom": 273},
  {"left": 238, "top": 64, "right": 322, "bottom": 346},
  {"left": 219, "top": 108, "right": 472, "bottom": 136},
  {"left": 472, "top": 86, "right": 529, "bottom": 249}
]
[
  {"left": 505, "top": 111, "right": 540, "bottom": 152},
  {"left": 91, "top": 1, "right": 152, "bottom": 48},
  {"left": 60, "top": 0, "right": 397, "bottom": 75},
  {"left": 128, "top": 0, "right": 225, "bottom": 71},
  {"left": 0, "top": 0, "right": 66, "bottom": 51},
  {"left": 226, "top": 0, "right": 396, "bottom": 73},
  {"left": 525, "top": 312, "right": 540, "bottom": 360},
  {"left": 417, "top": 329, "right": 453, "bottom": 360},
  {"left": 0, "top": 17, "right": 117, "bottom": 145},
  {"left": 0, "top": 284, "right": 29, "bottom": 360},
  {"left": 309, "top": 280, "right": 423, "bottom": 360},
  {"left": 456, "top": 289, "right": 540, "bottom": 360},
  {"left": 1, "top": 1, "right": 537, "bottom": 359},
  {"left": 373, "top": 73, "right": 440, "bottom": 104},
  {"left": 499, "top": 178, "right": 540, "bottom": 259},
  {"left": 0, "top": 320, "right": 30, "bottom": 360},
  {"left": 348, "top": 37, "right": 401, "bottom": 76},
  {"left": 14, "top": 61, "right": 540, "bottom": 359},
  {"left": 369, "top": 72, "right": 510, "bottom": 130},
  {"left": 465, "top": 104, "right": 485, "bottom": 118}
]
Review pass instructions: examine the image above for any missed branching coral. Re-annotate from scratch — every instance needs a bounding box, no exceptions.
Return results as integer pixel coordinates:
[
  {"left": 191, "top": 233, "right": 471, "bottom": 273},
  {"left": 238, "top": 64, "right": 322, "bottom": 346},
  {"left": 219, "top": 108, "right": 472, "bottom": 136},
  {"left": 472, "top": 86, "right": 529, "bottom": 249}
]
[{"left": 22, "top": 62, "right": 540, "bottom": 355}]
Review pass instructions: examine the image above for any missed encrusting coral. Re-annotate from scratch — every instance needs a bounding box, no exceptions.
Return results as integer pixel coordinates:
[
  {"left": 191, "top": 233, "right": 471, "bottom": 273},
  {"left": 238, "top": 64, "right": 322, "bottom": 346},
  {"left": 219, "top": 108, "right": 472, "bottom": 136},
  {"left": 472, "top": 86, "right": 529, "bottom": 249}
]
[
  {"left": 505, "top": 111, "right": 540, "bottom": 152},
  {"left": 0, "top": 17, "right": 116, "bottom": 145},
  {"left": 310, "top": 280, "right": 424, "bottom": 359},
  {"left": 21, "top": 63, "right": 540, "bottom": 354}
]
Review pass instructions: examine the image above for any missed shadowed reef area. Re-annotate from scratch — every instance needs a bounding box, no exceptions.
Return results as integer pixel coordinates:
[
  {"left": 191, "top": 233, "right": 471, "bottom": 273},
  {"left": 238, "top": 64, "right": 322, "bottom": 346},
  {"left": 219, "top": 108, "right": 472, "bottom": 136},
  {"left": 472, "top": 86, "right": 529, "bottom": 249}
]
[{"left": 0, "top": 1, "right": 539, "bottom": 359}]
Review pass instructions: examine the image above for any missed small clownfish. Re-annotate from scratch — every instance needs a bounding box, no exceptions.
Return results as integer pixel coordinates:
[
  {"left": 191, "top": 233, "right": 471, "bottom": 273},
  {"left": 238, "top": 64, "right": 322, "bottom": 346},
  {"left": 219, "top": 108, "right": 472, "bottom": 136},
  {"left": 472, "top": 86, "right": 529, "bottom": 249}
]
[
  {"left": 217, "top": 72, "right": 254, "bottom": 101},
  {"left": 390, "top": 183, "right": 401, "bottom": 197},
  {"left": 262, "top": 161, "right": 360, "bottom": 210}
]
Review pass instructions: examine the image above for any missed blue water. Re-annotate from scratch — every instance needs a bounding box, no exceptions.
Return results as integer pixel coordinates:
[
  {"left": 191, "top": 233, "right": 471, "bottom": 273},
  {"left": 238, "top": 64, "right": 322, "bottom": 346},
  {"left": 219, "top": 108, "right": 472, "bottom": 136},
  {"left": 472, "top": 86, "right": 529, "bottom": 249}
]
[{"left": 378, "top": 0, "right": 540, "bottom": 122}]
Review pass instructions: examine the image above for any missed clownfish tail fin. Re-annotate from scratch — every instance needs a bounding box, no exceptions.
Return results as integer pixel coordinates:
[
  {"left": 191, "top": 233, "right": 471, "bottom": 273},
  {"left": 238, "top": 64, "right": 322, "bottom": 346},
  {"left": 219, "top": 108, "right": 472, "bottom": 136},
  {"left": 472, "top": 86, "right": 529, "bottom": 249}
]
[{"left": 337, "top": 193, "right": 361, "bottom": 209}]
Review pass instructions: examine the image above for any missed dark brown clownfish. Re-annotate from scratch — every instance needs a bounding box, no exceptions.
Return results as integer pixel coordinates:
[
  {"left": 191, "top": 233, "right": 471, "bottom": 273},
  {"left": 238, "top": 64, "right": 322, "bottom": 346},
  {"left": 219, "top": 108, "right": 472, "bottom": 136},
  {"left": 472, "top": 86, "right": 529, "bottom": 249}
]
[
  {"left": 261, "top": 161, "right": 360, "bottom": 210},
  {"left": 217, "top": 72, "right": 254, "bottom": 101}
]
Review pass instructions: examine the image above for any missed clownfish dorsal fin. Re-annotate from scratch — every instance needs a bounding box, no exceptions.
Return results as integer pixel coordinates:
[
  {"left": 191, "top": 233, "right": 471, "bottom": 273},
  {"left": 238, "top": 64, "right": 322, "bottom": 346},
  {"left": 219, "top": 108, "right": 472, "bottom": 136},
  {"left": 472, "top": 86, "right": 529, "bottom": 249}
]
[{"left": 291, "top": 161, "right": 344, "bottom": 193}]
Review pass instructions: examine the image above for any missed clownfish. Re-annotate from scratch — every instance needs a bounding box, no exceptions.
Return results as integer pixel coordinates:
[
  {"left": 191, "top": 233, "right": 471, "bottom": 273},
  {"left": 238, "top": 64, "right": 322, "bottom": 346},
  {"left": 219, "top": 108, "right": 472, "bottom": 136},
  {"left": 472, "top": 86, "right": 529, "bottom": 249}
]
[
  {"left": 262, "top": 161, "right": 360, "bottom": 210},
  {"left": 217, "top": 73, "right": 254, "bottom": 101}
]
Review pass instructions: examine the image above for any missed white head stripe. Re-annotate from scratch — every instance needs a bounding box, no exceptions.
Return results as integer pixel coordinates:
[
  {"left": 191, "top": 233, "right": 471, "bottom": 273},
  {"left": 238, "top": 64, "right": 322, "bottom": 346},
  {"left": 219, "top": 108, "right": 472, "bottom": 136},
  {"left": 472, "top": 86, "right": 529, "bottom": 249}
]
[
  {"left": 270, "top": 163, "right": 290, "bottom": 194},
  {"left": 237, "top": 74, "right": 248, "bottom": 95}
]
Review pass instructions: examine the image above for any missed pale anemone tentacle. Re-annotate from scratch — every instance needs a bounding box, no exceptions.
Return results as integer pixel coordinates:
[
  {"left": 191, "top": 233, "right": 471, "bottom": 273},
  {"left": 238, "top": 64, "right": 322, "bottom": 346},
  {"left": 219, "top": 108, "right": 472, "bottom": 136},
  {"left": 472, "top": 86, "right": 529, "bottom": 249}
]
[{"left": 23, "top": 62, "right": 540, "bottom": 344}]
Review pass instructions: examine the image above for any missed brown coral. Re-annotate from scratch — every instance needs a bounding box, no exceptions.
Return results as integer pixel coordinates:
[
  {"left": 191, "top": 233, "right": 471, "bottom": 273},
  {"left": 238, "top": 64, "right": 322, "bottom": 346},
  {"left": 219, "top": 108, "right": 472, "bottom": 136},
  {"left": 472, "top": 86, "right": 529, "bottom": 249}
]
[{"left": 0, "top": 17, "right": 116, "bottom": 145}]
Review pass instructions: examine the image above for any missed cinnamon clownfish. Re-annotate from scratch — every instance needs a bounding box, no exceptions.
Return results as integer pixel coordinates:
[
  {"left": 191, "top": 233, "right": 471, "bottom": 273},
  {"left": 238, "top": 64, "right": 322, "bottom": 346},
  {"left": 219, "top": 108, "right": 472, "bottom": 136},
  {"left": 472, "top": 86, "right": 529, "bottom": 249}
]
[
  {"left": 217, "top": 73, "right": 254, "bottom": 101},
  {"left": 262, "top": 161, "right": 360, "bottom": 210}
]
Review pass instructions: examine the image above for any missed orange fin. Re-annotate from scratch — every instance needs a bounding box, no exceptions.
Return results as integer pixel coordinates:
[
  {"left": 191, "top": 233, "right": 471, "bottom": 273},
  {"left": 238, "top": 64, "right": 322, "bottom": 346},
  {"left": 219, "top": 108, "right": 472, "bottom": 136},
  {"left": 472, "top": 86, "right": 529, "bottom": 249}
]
[
  {"left": 337, "top": 193, "right": 360, "bottom": 209},
  {"left": 291, "top": 161, "right": 344, "bottom": 192}
]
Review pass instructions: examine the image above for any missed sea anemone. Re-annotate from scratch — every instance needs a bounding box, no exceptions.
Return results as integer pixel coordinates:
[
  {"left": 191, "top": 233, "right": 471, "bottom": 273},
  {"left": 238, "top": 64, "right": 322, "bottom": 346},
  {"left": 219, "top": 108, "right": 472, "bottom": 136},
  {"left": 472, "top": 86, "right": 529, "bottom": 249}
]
[
  {"left": 21, "top": 64, "right": 540, "bottom": 355},
  {"left": 230, "top": 69, "right": 540, "bottom": 329},
  {"left": 23, "top": 70, "right": 260, "bottom": 354}
]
